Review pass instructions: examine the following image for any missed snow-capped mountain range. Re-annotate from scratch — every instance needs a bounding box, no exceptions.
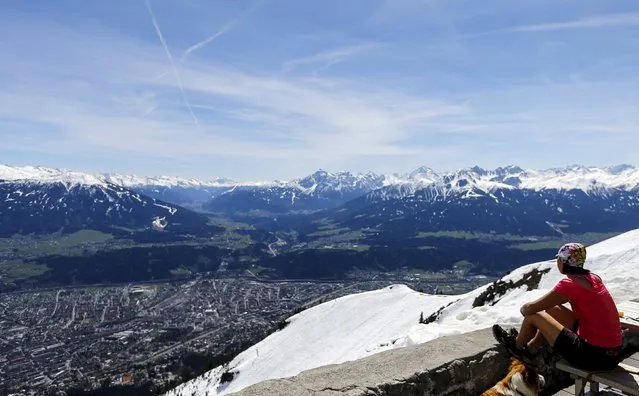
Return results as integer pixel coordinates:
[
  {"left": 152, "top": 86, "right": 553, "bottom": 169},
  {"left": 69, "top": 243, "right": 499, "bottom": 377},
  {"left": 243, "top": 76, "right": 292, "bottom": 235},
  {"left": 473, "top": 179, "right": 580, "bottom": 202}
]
[
  {"left": 204, "top": 170, "right": 387, "bottom": 212},
  {"left": 201, "top": 165, "right": 639, "bottom": 213},
  {"left": 100, "top": 173, "right": 234, "bottom": 188},
  {"left": 165, "top": 228, "right": 639, "bottom": 396},
  {"left": 0, "top": 165, "right": 110, "bottom": 188},
  {"left": 0, "top": 165, "right": 210, "bottom": 236},
  {"left": 0, "top": 164, "right": 233, "bottom": 188},
  {"left": 3, "top": 163, "right": 639, "bottom": 236},
  {"left": 4, "top": 163, "right": 638, "bottom": 199},
  {"left": 375, "top": 165, "right": 639, "bottom": 202},
  {"left": 336, "top": 184, "right": 639, "bottom": 238}
]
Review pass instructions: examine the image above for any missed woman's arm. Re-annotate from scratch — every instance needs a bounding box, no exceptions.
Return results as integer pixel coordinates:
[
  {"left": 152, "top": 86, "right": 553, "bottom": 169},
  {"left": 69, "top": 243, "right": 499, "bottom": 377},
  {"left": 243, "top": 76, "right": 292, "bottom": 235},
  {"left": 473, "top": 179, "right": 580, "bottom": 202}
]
[{"left": 521, "top": 290, "right": 569, "bottom": 316}]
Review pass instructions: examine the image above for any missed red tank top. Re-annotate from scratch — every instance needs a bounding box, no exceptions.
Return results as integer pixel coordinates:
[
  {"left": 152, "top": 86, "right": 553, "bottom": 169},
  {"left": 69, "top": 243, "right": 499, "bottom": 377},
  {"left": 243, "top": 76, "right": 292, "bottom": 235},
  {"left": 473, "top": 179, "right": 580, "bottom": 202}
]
[{"left": 553, "top": 273, "right": 622, "bottom": 348}]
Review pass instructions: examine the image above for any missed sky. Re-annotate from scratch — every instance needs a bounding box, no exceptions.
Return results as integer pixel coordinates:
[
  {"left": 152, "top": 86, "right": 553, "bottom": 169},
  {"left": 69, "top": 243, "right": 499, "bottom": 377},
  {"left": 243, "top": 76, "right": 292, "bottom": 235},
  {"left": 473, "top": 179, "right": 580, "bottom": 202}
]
[{"left": 1, "top": 0, "right": 638, "bottom": 181}]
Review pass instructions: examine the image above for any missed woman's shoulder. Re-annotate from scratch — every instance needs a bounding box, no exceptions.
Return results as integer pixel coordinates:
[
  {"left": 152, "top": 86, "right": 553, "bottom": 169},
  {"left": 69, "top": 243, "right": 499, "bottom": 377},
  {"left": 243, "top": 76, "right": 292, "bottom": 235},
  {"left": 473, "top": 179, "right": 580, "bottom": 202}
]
[
  {"left": 556, "top": 275, "right": 577, "bottom": 284},
  {"left": 565, "top": 272, "right": 604, "bottom": 289},
  {"left": 553, "top": 276, "right": 576, "bottom": 291},
  {"left": 577, "top": 271, "right": 602, "bottom": 281},
  {"left": 586, "top": 272, "right": 604, "bottom": 285},
  {"left": 554, "top": 273, "right": 599, "bottom": 290}
]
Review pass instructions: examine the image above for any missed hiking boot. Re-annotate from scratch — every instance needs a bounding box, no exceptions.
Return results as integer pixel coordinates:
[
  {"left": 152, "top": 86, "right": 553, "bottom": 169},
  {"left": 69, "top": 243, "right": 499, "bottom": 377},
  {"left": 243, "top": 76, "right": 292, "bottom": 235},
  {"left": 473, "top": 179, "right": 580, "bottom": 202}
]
[
  {"left": 492, "top": 324, "right": 539, "bottom": 368},
  {"left": 492, "top": 324, "right": 517, "bottom": 346}
]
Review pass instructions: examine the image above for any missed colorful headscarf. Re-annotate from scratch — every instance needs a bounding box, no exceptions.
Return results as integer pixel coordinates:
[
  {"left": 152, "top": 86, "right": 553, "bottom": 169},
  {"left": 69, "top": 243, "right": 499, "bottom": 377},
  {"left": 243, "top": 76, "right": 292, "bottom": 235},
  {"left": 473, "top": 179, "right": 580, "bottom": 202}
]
[{"left": 556, "top": 242, "right": 587, "bottom": 268}]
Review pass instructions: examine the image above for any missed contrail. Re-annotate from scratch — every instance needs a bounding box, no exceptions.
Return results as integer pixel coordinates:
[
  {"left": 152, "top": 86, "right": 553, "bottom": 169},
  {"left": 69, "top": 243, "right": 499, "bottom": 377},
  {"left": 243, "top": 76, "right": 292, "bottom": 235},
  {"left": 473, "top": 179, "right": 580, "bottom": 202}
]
[
  {"left": 180, "top": 19, "right": 237, "bottom": 64},
  {"left": 144, "top": 0, "right": 198, "bottom": 125},
  {"left": 180, "top": 0, "right": 266, "bottom": 64}
]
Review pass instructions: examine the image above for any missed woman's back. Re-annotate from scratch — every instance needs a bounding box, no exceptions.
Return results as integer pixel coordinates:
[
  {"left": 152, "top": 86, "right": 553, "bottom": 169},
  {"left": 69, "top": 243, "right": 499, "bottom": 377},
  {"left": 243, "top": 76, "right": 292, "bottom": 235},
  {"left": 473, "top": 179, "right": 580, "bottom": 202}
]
[{"left": 553, "top": 273, "right": 622, "bottom": 348}]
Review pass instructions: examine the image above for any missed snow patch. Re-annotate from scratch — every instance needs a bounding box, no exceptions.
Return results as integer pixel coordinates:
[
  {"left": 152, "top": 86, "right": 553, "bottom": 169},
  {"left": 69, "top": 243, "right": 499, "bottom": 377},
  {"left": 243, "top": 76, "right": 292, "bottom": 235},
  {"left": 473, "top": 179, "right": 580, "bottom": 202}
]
[
  {"left": 153, "top": 203, "right": 177, "bottom": 215},
  {"left": 152, "top": 217, "right": 168, "bottom": 231}
]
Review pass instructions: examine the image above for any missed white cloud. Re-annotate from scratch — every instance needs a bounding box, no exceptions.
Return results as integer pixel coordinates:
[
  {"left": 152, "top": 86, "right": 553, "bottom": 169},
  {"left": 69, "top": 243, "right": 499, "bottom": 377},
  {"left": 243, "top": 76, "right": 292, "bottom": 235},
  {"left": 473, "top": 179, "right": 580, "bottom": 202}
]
[{"left": 0, "top": 21, "right": 465, "bottom": 169}]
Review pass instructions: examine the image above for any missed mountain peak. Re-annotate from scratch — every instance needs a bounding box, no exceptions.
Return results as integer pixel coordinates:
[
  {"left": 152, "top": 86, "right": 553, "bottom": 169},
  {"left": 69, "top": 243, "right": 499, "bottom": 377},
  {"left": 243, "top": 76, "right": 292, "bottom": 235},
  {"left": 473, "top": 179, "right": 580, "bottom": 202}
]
[
  {"left": 468, "top": 165, "right": 488, "bottom": 176},
  {"left": 408, "top": 166, "right": 438, "bottom": 179},
  {"left": 494, "top": 165, "right": 525, "bottom": 176},
  {"left": 294, "top": 169, "right": 385, "bottom": 196},
  {"left": 311, "top": 169, "right": 330, "bottom": 177}
]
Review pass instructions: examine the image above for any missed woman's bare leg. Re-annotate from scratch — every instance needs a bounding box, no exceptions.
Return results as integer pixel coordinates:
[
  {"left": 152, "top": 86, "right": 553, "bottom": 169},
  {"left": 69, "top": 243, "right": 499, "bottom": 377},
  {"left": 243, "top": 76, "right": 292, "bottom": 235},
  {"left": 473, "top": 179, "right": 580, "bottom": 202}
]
[
  {"left": 515, "top": 310, "right": 568, "bottom": 349},
  {"left": 528, "top": 305, "right": 576, "bottom": 352}
]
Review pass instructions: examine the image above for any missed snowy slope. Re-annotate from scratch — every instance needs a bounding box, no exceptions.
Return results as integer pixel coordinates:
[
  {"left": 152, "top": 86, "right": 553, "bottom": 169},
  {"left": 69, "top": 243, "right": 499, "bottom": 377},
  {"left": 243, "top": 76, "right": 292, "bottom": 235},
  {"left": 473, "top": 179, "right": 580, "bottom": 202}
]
[
  {"left": 404, "top": 228, "right": 639, "bottom": 346},
  {"left": 166, "top": 229, "right": 639, "bottom": 396},
  {"left": 519, "top": 165, "right": 639, "bottom": 192},
  {"left": 0, "top": 164, "right": 107, "bottom": 187}
]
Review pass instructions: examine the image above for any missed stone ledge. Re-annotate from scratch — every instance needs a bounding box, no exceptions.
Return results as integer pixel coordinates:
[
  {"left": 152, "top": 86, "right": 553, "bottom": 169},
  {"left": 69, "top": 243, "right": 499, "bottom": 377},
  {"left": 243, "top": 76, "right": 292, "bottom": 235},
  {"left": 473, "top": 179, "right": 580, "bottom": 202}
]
[
  {"left": 229, "top": 328, "right": 639, "bottom": 396},
  {"left": 231, "top": 328, "right": 510, "bottom": 396}
]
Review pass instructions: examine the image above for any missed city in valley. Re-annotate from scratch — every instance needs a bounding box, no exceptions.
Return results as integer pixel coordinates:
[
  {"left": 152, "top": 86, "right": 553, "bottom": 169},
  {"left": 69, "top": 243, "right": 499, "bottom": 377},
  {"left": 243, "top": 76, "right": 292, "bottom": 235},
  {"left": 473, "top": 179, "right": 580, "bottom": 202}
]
[{"left": 0, "top": 272, "right": 492, "bottom": 395}]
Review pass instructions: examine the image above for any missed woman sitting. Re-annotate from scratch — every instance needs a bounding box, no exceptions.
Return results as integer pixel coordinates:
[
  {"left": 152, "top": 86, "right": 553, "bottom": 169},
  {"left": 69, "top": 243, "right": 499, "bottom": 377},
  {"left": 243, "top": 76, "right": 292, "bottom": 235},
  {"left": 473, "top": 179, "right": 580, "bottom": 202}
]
[{"left": 493, "top": 242, "right": 623, "bottom": 371}]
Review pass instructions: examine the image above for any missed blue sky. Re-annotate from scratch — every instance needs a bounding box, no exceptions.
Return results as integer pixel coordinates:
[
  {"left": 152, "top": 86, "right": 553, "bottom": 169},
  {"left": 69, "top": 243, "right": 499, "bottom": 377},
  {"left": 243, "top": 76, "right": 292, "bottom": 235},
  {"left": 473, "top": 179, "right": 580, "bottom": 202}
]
[{"left": 1, "top": 0, "right": 638, "bottom": 180}]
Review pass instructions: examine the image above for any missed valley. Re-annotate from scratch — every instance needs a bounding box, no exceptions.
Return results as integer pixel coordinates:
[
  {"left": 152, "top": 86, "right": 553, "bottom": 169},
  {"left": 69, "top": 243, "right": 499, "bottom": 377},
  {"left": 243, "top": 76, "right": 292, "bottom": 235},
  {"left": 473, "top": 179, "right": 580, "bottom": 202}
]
[{"left": 0, "top": 219, "right": 620, "bottom": 292}]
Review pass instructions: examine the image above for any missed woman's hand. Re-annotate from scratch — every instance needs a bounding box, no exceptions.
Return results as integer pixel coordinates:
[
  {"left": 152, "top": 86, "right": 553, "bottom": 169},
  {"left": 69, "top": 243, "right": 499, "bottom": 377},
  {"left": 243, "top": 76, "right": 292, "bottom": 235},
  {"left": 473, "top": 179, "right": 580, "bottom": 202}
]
[{"left": 520, "top": 303, "right": 532, "bottom": 316}]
